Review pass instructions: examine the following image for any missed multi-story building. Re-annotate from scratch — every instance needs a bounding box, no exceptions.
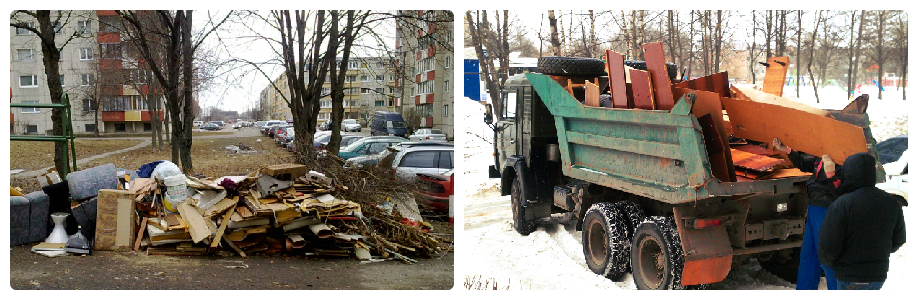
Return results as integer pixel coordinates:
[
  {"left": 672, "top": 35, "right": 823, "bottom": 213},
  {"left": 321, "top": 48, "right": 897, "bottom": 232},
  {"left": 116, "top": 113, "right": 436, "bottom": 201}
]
[
  {"left": 260, "top": 56, "right": 399, "bottom": 125},
  {"left": 10, "top": 10, "right": 164, "bottom": 135},
  {"left": 395, "top": 10, "right": 454, "bottom": 138}
]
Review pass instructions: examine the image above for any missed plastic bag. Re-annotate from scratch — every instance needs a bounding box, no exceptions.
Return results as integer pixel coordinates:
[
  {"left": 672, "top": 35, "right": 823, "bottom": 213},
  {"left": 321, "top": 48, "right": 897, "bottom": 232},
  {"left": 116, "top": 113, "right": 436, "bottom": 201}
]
[{"left": 151, "top": 160, "right": 181, "bottom": 180}]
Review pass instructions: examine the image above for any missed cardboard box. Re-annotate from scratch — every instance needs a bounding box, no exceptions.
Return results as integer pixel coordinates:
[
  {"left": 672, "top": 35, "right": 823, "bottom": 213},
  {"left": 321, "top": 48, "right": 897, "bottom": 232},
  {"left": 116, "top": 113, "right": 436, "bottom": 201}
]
[{"left": 94, "top": 189, "right": 137, "bottom": 251}]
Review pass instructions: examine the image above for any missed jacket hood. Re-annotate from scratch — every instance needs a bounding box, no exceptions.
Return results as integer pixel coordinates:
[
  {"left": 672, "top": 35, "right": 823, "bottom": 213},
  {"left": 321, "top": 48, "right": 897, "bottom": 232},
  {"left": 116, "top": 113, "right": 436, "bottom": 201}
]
[{"left": 837, "top": 152, "right": 877, "bottom": 194}]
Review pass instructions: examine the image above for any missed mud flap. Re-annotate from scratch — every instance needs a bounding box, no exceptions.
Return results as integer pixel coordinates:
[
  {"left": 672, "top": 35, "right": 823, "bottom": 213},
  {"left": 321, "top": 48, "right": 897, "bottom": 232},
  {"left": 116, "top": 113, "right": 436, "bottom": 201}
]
[
  {"left": 673, "top": 207, "right": 733, "bottom": 286},
  {"left": 515, "top": 160, "right": 550, "bottom": 221}
]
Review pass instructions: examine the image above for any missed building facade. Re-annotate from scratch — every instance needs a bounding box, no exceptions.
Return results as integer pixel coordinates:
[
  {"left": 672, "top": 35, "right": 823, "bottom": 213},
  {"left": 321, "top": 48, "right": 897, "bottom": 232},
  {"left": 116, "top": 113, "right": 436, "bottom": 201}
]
[
  {"left": 395, "top": 10, "right": 454, "bottom": 138},
  {"left": 10, "top": 10, "right": 164, "bottom": 135}
]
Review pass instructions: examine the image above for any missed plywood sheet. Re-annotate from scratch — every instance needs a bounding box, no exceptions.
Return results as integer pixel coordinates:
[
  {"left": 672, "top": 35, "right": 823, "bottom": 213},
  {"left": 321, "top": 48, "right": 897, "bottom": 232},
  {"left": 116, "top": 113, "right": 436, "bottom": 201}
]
[
  {"left": 643, "top": 42, "right": 674, "bottom": 110},
  {"left": 757, "top": 168, "right": 812, "bottom": 180},
  {"left": 762, "top": 57, "right": 789, "bottom": 96},
  {"left": 732, "top": 144, "right": 781, "bottom": 157},
  {"left": 675, "top": 72, "right": 731, "bottom": 98},
  {"left": 606, "top": 50, "right": 629, "bottom": 108},
  {"left": 733, "top": 85, "right": 831, "bottom": 118},
  {"left": 722, "top": 97, "right": 867, "bottom": 164},
  {"left": 674, "top": 87, "right": 736, "bottom": 182},
  {"left": 630, "top": 69, "right": 655, "bottom": 110}
]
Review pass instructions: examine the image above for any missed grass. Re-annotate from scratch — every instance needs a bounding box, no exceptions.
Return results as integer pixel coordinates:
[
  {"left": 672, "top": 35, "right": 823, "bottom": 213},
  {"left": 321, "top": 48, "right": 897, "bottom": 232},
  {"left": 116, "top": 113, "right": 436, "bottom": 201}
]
[{"left": 10, "top": 139, "right": 144, "bottom": 171}]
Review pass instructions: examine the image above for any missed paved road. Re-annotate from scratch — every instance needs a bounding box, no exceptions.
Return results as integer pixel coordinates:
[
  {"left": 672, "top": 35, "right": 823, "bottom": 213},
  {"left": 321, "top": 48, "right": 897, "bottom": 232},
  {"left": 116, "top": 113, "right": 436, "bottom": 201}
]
[{"left": 9, "top": 245, "right": 454, "bottom": 290}]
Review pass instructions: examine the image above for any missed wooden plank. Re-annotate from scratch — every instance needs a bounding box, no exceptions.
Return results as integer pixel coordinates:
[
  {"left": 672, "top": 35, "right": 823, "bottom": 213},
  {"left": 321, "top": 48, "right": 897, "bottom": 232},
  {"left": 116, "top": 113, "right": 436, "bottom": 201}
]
[
  {"left": 629, "top": 69, "right": 655, "bottom": 110},
  {"left": 177, "top": 200, "right": 213, "bottom": 244},
  {"left": 730, "top": 149, "right": 785, "bottom": 172},
  {"left": 210, "top": 204, "right": 237, "bottom": 248},
  {"left": 584, "top": 81, "right": 600, "bottom": 107},
  {"left": 762, "top": 56, "right": 790, "bottom": 96},
  {"left": 697, "top": 114, "right": 731, "bottom": 182},
  {"left": 732, "top": 144, "right": 781, "bottom": 157},
  {"left": 722, "top": 97, "right": 867, "bottom": 164},
  {"left": 757, "top": 168, "right": 812, "bottom": 180},
  {"left": 674, "top": 72, "right": 731, "bottom": 99},
  {"left": 606, "top": 50, "right": 629, "bottom": 108},
  {"left": 643, "top": 42, "right": 675, "bottom": 110},
  {"left": 133, "top": 217, "right": 148, "bottom": 252},
  {"left": 225, "top": 240, "right": 247, "bottom": 258},
  {"left": 674, "top": 87, "right": 736, "bottom": 182}
]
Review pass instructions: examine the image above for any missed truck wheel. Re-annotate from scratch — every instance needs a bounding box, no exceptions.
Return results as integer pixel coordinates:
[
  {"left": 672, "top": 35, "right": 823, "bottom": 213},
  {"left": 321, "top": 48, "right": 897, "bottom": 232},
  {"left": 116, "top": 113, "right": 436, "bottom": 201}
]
[
  {"left": 631, "top": 216, "right": 687, "bottom": 290},
  {"left": 511, "top": 176, "right": 535, "bottom": 235},
  {"left": 599, "top": 94, "right": 613, "bottom": 108},
  {"left": 538, "top": 57, "right": 607, "bottom": 77},
  {"left": 759, "top": 247, "right": 800, "bottom": 284},
  {"left": 610, "top": 201, "right": 645, "bottom": 272},
  {"left": 623, "top": 60, "right": 679, "bottom": 80},
  {"left": 582, "top": 203, "right": 630, "bottom": 280}
]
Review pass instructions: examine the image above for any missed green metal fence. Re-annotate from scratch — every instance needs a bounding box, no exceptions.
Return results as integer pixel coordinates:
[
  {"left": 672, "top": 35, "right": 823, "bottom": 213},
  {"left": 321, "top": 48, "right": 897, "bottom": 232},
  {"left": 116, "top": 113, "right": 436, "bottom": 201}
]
[{"left": 10, "top": 93, "right": 78, "bottom": 177}]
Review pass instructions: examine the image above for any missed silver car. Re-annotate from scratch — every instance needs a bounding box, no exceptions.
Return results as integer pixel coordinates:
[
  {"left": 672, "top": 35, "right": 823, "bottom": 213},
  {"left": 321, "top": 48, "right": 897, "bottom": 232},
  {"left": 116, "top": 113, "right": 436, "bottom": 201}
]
[{"left": 409, "top": 128, "right": 448, "bottom": 141}]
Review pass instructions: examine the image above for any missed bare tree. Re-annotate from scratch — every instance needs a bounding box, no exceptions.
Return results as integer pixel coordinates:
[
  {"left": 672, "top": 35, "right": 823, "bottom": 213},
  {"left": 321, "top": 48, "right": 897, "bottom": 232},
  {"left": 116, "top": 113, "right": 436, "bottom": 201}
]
[
  {"left": 807, "top": 11, "right": 823, "bottom": 103},
  {"left": 466, "top": 11, "right": 511, "bottom": 115},
  {"left": 10, "top": 10, "right": 82, "bottom": 175},
  {"left": 547, "top": 10, "right": 561, "bottom": 56}
]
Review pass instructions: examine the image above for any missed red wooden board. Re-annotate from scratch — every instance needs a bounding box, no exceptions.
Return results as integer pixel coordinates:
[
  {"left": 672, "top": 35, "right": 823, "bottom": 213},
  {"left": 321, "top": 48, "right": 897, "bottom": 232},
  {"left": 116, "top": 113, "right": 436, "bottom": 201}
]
[
  {"left": 643, "top": 42, "right": 674, "bottom": 110},
  {"left": 674, "top": 72, "right": 731, "bottom": 99},
  {"left": 629, "top": 69, "right": 655, "bottom": 110},
  {"left": 606, "top": 50, "right": 629, "bottom": 108},
  {"left": 762, "top": 57, "right": 790, "bottom": 97},
  {"left": 732, "top": 144, "right": 781, "bottom": 157},
  {"left": 731, "top": 149, "right": 785, "bottom": 172}
]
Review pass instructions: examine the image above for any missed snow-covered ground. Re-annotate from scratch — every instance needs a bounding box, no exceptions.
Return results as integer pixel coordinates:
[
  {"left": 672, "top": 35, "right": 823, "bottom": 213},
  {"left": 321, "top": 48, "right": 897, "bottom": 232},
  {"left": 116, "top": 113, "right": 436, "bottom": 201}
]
[{"left": 456, "top": 84, "right": 910, "bottom": 290}]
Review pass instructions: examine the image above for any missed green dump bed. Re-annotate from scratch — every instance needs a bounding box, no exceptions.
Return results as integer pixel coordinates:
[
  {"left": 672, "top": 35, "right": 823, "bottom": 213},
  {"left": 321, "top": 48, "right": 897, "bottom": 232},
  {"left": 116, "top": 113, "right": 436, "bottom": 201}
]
[{"left": 525, "top": 73, "right": 810, "bottom": 204}]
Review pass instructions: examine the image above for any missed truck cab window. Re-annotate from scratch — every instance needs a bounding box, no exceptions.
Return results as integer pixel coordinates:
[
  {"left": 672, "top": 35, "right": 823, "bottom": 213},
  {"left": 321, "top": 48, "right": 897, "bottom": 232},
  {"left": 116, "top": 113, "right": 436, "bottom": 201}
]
[{"left": 502, "top": 91, "right": 517, "bottom": 119}]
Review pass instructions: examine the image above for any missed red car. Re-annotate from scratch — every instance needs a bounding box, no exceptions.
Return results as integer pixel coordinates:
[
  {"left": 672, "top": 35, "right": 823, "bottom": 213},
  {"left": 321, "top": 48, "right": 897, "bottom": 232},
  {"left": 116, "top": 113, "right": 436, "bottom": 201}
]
[{"left": 415, "top": 169, "right": 454, "bottom": 216}]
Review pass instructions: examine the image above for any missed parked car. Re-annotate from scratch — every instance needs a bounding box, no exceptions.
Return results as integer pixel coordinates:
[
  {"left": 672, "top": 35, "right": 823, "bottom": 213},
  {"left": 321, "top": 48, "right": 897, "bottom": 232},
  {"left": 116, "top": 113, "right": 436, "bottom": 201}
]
[
  {"left": 261, "top": 120, "right": 286, "bottom": 134},
  {"left": 201, "top": 123, "right": 221, "bottom": 131},
  {"left": 877, "top": 141, "right": 908, "bottom": 201},
  {"left": 415, "top": 169, "right": 454, "bottom": 213},
  {"left": 213, "top": 121, "right": 226, "bottom": 128},
  {"left": 277, "top": 127, "right": 295, "bottom": 146},
  {"left": 316, "top": 134, "right": 362, "bottom": 151},
  {"left": 233, "top": 122, "right": 244, "bottom": 129},
  {"left": 270, "top": 125, "right": 291, "bottom": 139},
  {"left": 255, "top": 121, "right": 267, "bottom": 129},
  {"left": 318, "top": 120, "right": 331, "bottom": 131},
  {"left": 370, "top": 111, "right": 408, "bottom": 137},
  {"left": 409, "top": 128, "right": 448, "bottom": 141},
  {"left": 205, "top": 121, "right": 223, "bottom": 130},
  {"left": 342, "top": 119, "right": 362, "bottom": 132},
  {"left": 337, "top": 136, "right": 407, "bottom": 160},
  {"left": 193, "top": 121, "right": 204, "bottom": 127},
  {"left": 351, "top": 141, "right": 453, "bottom": 178}
]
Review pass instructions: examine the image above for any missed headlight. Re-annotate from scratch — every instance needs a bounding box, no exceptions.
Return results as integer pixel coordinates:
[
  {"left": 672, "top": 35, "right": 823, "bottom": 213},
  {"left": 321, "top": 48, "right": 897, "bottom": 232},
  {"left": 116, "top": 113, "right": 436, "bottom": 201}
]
[{"left": 776, "top": 203, "right": 788, "bottom": 212}]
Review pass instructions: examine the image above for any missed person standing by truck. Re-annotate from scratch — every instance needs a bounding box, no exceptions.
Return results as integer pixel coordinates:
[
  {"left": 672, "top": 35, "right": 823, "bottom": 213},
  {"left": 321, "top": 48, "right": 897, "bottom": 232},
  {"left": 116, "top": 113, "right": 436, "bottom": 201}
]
[
  {"left": 773, "top": 138, "right": 841, "bottom": 290},
  {"left": 817, "top": 152, "right": 907, "bottom": 290}
]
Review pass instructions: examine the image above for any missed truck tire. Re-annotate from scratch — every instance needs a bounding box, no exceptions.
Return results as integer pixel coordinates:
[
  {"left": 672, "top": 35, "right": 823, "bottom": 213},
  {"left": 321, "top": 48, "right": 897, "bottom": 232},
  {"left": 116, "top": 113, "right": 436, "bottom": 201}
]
[
  {"left": 582, "top": 203, "right": 630, "bottom": 280},
  {"left": 631, "top": 216, "right": 688, "bottom": 290},
  {"left": 610, "top": 201, "right": 645, "bottom": 272},
  {"left": 623, "top": 60, "right": 679, "bottom": 80},
  {"left": 538, "top": 57, "right": 607, "bottom": 77},
  {"left": 759, "top": 247, "right": 800, "bottom": 284},
  {"left": 511, "top": 176, "right": 535, "bottom": 235},
  {"left": 599, "top": 94, "right": 613, "bottom": 108}
]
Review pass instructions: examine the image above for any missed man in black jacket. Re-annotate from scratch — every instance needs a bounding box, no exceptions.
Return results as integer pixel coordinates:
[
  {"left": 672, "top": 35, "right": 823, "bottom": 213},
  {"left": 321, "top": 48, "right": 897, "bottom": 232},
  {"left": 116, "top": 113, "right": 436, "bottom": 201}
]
[
  {"left": 818, "top": 152, "right": 907, "bottom": 290},
  {"left": 773, "top": 138, "right": 841, "bottom": 290}
]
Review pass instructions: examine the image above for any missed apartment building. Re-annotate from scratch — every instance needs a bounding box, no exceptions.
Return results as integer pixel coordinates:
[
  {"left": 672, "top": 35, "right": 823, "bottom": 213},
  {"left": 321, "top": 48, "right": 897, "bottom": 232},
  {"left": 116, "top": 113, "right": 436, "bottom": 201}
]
[
  {"left": 10, "top": 10, "right": 164, "bottom": 135},
  {"left": 394, "top": 10, "right": 454, "bottom": 138}
]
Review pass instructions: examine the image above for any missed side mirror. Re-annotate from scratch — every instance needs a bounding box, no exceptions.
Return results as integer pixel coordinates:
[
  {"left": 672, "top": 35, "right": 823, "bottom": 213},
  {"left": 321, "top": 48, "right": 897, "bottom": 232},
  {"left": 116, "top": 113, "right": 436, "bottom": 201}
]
[{"left": 484, "top": 103, "right": 494, "bottom": 124}]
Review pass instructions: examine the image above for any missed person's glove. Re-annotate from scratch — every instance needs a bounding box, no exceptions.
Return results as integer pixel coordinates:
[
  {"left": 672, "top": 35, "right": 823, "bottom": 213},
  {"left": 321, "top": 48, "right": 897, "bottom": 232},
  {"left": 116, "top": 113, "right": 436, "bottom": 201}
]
[
  {"left": 822, "top": 155, "right": 835, "bottom": 173},
  {"left": 772, "top": 138, "right": 789, "bottom": 153}
]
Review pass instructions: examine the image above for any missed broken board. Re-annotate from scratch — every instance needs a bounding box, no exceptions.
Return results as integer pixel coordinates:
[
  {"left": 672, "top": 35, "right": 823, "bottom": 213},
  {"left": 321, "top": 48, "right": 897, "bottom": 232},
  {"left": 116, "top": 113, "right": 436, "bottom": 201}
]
[
  {"left": 643, "top": 42, "right": 675, "bottom": 110},
  {"left": 731, "top": 149, "right": 785, "bottom": 172},
  {"left": 673, "top": 87, "right": 736, "bottom": 182},
  {"left": 674, "top": 72, "right": 731, "bottom": 99},
  {"left": 732, "top": 85, "right": 832, "bottom": 118},
  {"left": 605, "top": 50, "right": 629, "bottom": 108},
  {"left": 722, "top": 97, "right": 868, "bottom": 164},
  {"left": 584, "top": 81, "right": 600, "bottom": 107},
  {"left": 629, "top": 69, "right": 655, "bottom": 110},
  {"left": 762, "top": 56, "right": 790, "bottom": 97}
]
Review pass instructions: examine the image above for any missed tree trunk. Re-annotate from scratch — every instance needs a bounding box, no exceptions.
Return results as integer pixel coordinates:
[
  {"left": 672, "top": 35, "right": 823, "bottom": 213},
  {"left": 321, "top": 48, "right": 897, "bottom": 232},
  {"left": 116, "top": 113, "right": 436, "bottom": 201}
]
[
  {"left": 796, "top": 10, "right": 802, "bottom": 98},
  {"left": 180, "top": 10, "right": 194, "bottom": 174},
  {"left": 766, "top": 10, "right": 773, "bottom": 60},
  {"left": 808, "top": 11, "right": 822, "bottom": 103},
  {"left": 548, "top": 10, "right": 561, "bottom": 56},
  {"left": 846, "top": 11, "right": 857, "bottom": 97},
  {"left": 29, "top": 11, "right": 68, "bottom": 174},
  {"left": 877, "top": 11, "right": 886, "bottom": 101},
  {"left": 714, "top": 10, "right": 722, "bottom": 72},
  {"left": 751, "top": 10, "right": 758, "bottom": 84}
]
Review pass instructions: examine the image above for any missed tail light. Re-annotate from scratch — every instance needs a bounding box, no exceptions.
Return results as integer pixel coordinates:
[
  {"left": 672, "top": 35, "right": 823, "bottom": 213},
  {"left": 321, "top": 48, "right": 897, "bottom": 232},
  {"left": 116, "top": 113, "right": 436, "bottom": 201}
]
[{"left": 693, "top": 219, "right": 723, "bottom": 229}]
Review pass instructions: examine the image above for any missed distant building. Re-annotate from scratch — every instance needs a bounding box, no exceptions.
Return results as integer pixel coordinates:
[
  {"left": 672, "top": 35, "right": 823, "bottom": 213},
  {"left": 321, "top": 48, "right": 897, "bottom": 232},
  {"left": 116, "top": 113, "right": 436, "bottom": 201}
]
[
  {"left": 395, "top": 10, "right": 454, "bottom": 137},
  {"left": 10, "top": 10, "right": 165, "bottom": 135}
]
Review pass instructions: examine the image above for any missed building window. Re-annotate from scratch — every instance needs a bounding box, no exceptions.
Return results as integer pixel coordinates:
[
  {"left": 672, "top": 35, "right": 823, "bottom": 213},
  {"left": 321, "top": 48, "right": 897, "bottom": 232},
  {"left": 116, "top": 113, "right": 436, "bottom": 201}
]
[
  {"left": 80, "top": 47, "right": 93, "bottom": 60},
  {"left": 376, "top": 75, "right": 385, "bottom": 81},
  {"left": 81, "top": 74, "right": 94, "bottom": 86},
  {"left": 100, "top": 43, "right": 121, "bottom": 59},
  {"left": 52, "top": 21, "right": 62, "bottom": 33},
  {"left": 60, "top": 75, "right": 65, "bottom": 87},
  {"left": 15, "top": 22, "right": 34, "bottom": 35},
  {"left": 26, "top": 125, "right": 38, "bottom": 134},
  {"left": 349, "top": 61, "right": 359, "bottom": 69},
  {"left": 77, "top": 20, "right": 92, "bottom": 35},
  {"left": 445, "top": 56, "right": 451, "bottom": 69},
  {"left": 85, "top": 123, "right": 96, "bottom": 133},
  {"left": 19, "top": 75, "right": 38, "bottom": 88},
  {"left": 375, "top": 87, "right": 384, "bottom": 94},
  {"left": 115, "top": 123, "right": 126, "bottom": 132},
  {"left": 144, "top": 123, "right": 152, "bottom": 132},
  {"left": 361, "top": 88, "right": 371, "bottom": 94},
  {"left": 17, "top": 49, "right": 35, "bottom": 62},
  {"left": 444, "top": 80, "right": 450, "bottom": 93},
  {"left": 444, "top": 104, "right": 449, "bottom": 117},
  {"left": 20, "top": 101, "right": 40, "bottom": 113},
  {"left": 375, "top": 100, "right": 385, "bottom": 107},
  {"left": 361, "top": 75, "right": 369, "bottom": 82},
  {"left": 82, "top": 98, "right": 97, "bottom": 112},
  {"left": 346, "top": 75, "right": 357, "bottom": 83}
]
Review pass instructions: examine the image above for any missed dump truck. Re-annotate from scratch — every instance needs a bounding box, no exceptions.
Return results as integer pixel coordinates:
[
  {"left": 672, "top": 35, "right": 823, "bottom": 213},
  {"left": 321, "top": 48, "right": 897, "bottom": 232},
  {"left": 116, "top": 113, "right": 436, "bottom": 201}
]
[{"left": 484, "top": 55, "right": 882, "bottom": 289}]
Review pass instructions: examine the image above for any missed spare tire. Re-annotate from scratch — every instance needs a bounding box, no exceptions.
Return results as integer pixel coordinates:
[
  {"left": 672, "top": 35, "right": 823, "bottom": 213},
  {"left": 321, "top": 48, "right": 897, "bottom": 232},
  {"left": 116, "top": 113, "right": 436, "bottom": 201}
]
[
  {"left": 538, "top": 57, "right": 607, "bottom": 77},
  {"left": 623, "top": 60, "right": 679, "bottom": 80}
]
